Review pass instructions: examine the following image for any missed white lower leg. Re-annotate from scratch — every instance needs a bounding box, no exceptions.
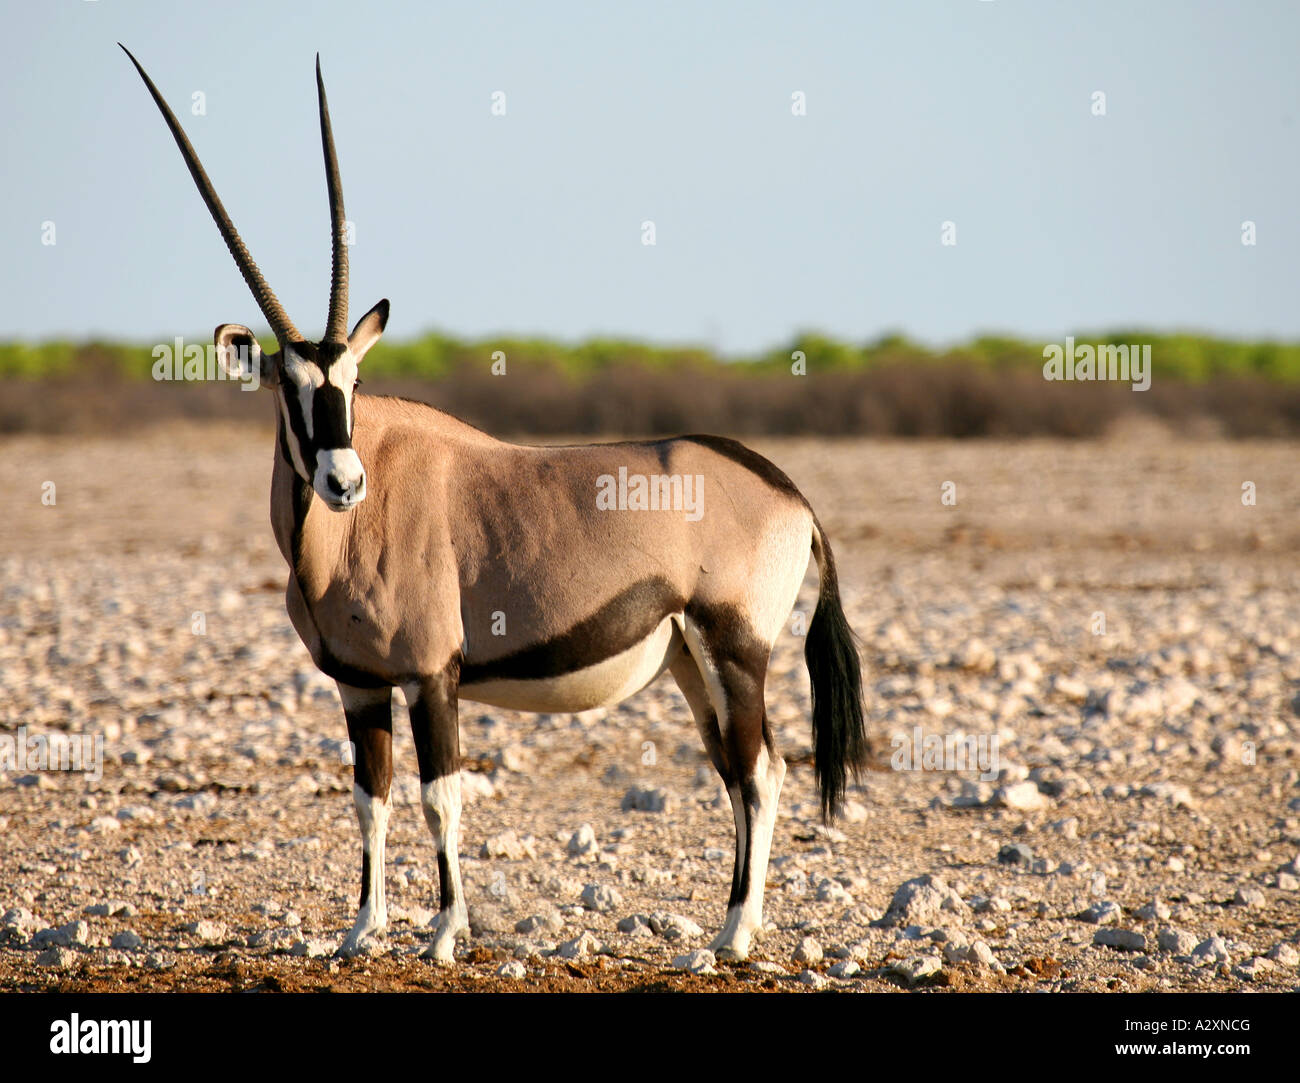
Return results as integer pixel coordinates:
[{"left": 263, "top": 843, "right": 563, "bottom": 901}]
[
  {"left": 711, "top": 783, "right": 752, "bottom": 960},
  {"left": 711, "top": 749, "right": 785, "bottom": 960},
  {"left": 341, "top": 784, "right": 391, "bottom": 954},
  {"left": 740, "top": 751, "right": 784, "bottom": 934},
  {"left": 421, "top": 773, "right": 468, "bottom": 963}
]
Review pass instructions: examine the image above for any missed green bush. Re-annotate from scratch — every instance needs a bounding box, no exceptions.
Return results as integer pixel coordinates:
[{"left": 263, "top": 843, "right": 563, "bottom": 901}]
[{"left": 4, "top": 330, "right": 1300, "bottom": 383}]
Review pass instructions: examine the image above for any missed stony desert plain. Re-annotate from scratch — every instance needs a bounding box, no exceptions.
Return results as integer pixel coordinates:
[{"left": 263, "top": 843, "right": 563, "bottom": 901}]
[{"left": 1, "top": 421, "right": 1298, "bottom": 992}]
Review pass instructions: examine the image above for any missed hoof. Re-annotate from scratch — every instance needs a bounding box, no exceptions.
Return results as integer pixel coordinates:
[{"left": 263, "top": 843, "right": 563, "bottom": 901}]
[
  {"left": 712, "top": 943, "right": 749, "bottom": 963},
  {"left": 338, "top": 916, "right": 387, "bottom": 958},
  {"left": 709, "top": 917, "right": 756, "bottom": 962},
  {"left": 336, "top": 935, "right": 383, "bottom": 959},
  {"left": 419, "top": 941, "right": 457, "bottom": 965},
  {"left": 422, "top": 908, "right": 468, "bottom": 964}
]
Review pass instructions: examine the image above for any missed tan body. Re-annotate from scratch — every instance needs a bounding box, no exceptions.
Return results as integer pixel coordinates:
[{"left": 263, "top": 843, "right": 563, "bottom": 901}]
[
  {"left": 271, "top": 394, "right": 854, "bottom": 962},
  {"left": 276, "top": 395, "right": 815, "bottom": 712}
]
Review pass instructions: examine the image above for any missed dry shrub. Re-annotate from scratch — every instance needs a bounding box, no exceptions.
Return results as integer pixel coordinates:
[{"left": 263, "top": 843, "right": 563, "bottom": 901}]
[{"left": 4, "top": 362, "right": 1300, "bottom": 438}]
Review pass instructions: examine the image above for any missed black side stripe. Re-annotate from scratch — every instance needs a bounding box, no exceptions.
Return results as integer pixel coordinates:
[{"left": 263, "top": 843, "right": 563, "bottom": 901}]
[{"left": 461, "top": 576, "right": 684, "bottom": 685}]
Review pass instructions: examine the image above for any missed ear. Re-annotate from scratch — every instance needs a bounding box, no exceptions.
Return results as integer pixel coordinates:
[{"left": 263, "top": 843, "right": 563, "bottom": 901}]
[
  {"left": 215, "top": 324, "right": 276, "bottom": 387},
  {"left": 348, "top": 299, "right": 389, "bottom": 363}
]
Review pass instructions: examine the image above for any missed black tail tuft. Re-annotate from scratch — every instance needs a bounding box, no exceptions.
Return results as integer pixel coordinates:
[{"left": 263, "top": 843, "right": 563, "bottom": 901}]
[{"left": 805, "top": 519, "right": 868, "bottom": 823}]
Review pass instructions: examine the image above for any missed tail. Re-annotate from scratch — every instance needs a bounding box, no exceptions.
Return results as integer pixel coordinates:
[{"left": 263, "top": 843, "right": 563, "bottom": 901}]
[{"left": 805, "top": 517, "right": 868, "bottom": 822}]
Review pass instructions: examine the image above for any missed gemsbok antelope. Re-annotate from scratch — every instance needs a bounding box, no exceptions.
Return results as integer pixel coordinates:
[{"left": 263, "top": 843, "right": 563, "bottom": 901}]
[{"left": 122, "top": 46, "right": 868, "bottom": 964}]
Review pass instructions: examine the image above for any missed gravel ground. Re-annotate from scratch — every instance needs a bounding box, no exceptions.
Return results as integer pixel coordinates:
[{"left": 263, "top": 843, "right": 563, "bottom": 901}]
[{"left": 1, "top": 421, "right": 1298, "bottom": 992}]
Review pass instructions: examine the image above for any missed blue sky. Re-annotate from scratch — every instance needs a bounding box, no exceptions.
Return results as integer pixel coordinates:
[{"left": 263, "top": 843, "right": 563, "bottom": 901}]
[{"left": 2, "top": 0, "right": 1296, "bottom": 354}]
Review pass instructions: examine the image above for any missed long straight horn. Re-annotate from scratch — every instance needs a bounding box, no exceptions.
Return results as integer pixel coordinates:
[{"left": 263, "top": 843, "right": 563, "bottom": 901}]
[
  {"left": 119, "top": 44, "right": 302, "bottom": 345},
  {"left": 316, "top": 55, "right": 348, "bottom": 343}
]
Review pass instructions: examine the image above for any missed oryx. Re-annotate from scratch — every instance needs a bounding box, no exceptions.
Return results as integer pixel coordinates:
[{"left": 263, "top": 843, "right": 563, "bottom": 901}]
[{"left": 122, "top": 46, "right": 868, "bottom": 964}]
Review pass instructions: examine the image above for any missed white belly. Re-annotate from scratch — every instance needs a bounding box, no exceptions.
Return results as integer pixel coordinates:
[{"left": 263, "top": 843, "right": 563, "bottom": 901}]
[{"left": 460, "top": 614, "right": 682, "bottom": 712}]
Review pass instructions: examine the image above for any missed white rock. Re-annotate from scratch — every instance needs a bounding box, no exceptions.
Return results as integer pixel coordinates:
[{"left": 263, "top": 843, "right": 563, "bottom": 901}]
[
  {"left": 875, "top": 875, "right": 969, "bottom": 928},
  {"left": 945, "top": 938, "right": 1003, "bottom": 971},
  {"left": 968, "top": 940, "right": 1003, "bottom": 971},
  {"left": 288, "top": 939, "right": 334, "bottom": 958},
  {"left": 1190, "top": 937, "right": 1232, "bottom": 965},
  {"left": 617, "top": 914, "right": 653, "bottom": 936},
  {"left": 1048, "top": 817, "right": 1080, "bottom": 839},
  {"left": 647, "top": 912, "right": 703, "bottom": 941},
  {"left": 174, "top": 792, "right": 218, "bottom": 814},
  {"left": 1136, "top": 899, "right": 1172, "bottom": 922},
  {"left": 566, "top": 824, "right": 599, "bottom": 857},
  {"left": 497, "top": 960, "right": 527, "bottom": 979},
  {"left": 1232, "top": 957, "right": 1274, "bottom": 982},
  {"left": 83, "top": 900, "right": 131, "bottom": 918},
  {"left": 1138, "top": 781, "right": 1195, "bottom": 809},
  {"left": 672, "top": 949, "right": 717, "bottom": 975},
  {"left": 516, "top": 912, "right": 564, "bottom": 935},
  {"left": 28, "top": 927, "right": 57, "bottom": 950},
  {"left": 1053, "top": 676, "right": 1090, "bottom": 703},
  {"left": 1, "top": 907, "right": 40, "bottom": 941},
  {"left": 950, "top": 781, "right": 993, "bottom": 808},
  {"left": 1156, "top": 928, "right": 1198, "bottom": 955},
  {"left": 827, "top": 959, "right": 861, "bottom": 978},
  {"left": 111, "top": 930, "right": 143, "bottom": 951},
  {"left": 891, "top": 955, "right": 942, "bottom": 985},
  {"left": 186, "top": 920, "right": 227, "bottom": 944},
  {"left": 481, "top": 830, "right": 536, "bottom": 861},
  {"left": 1094, "top": 928, "right": 1146, "bottom": 951},
  {"left": 247, "top": 928, "right": 297, "bottom": 950},
  {"left": 60, "top": 921, "right": 91, "bottom": 948},
  {"left": 797, "top": 968, "right": 828, "bottom": 989},
  {"left": 1265, "top": 942, "right": 1298, "bottom": 965},
  {"left": 1233, "top": 885, "right": 1266, "bottom": 908},
  {"left": 972, "top": 896, "right": 1012, "bottom": 914},
  {"left": 492, "top": 744, "right": 534, "bottom": 773},
  {"left": 815, "top": 878, "right": 854, "bottom": 905},
  {"left": 749, "top": 960, "right": 787, "bottom": 976},
  {"left": 1080, "top": 900, "right": 1122, "bottom": 925},
  {"left": 993, "top": 780, "right": 1048, "bottom": 811},
  {"left": 580, "top": 883, "right": 623, "bottom": 913},
  {"left": 621, "top": 785, "right": 677, "bottom": 813},
  {"left": 37, "top": 946, "right": 75, "bottom": 969},
  {"left": 793, "top": 936, "right": 823, "bottom": 965},
  {"left": 556, "top": 931, "right": 601, "bottom": 959}
]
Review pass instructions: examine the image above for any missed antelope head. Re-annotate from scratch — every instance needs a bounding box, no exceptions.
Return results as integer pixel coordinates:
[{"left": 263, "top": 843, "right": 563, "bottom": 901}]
[{"left": 122, "top": 45, "right": 387, "bottom": 511}]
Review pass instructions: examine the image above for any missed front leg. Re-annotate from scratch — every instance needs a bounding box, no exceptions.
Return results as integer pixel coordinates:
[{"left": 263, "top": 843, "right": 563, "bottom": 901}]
[
  {"left": 406, "top": 669, "right": 468, "bottom": 964},
  {"left": 337, "top": 682, "right": 393, "bottom": 956}
]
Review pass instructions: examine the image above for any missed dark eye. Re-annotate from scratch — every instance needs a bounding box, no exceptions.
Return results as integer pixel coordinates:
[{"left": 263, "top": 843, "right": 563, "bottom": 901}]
[{"left": 354, "top": 377, "right": 362, "bottom": 388}]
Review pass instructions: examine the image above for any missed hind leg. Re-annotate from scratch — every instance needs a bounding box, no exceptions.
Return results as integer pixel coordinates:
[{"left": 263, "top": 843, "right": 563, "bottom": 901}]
[
  {"left": 337, "top": 682, "right": 394, "bottom": 956},
  {"left": 669, "top": 651, "right": 744, "bottom": 905},
  {"left": 405, "top": 671, "right": 468, "bottom": 964},
  {"left": 677, "top": 618, "right": 785, "bottom": 962}
]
